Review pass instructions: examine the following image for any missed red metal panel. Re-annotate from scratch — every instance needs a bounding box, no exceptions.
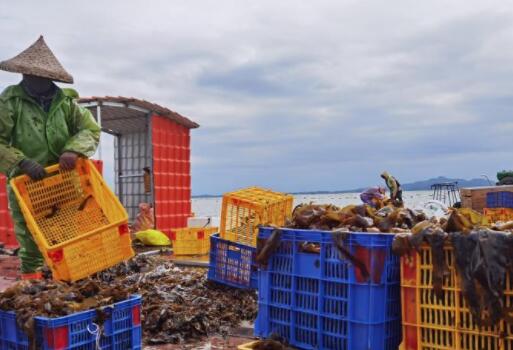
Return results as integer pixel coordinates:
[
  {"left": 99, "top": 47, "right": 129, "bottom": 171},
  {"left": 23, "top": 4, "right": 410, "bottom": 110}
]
[
  {"left": 152, "top": 115, "right": 192, "bottom": 238},
  {"left": 91, "top": 159, "right": 103, "bottom": 175},
  {"left": 0, "top": 175, "right": 17, "bottom": 248}
]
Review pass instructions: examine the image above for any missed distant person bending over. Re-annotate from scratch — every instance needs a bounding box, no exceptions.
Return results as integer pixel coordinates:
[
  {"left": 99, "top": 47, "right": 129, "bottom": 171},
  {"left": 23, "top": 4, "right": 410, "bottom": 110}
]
[
  {"left": 0, "top": 36, "right": 100, "bottom": 279},
  {"left": 360, "top": 187, "right": 386, "bottom": 209},
  {"left": 381, "top": 171, "right": 403, "bottom": 207}
]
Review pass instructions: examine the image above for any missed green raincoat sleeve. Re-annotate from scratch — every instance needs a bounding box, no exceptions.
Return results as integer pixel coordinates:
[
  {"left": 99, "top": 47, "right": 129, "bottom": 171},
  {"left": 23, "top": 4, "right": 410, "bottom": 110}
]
[
  {"left": 0, "top": 99, "right": 25, "bottom": 175},
  {"left": 63, "top": 101, "right": 101, "bottom": 157},
  {"left": 386, "top": 177, "right": 398, "bottom": 198}
]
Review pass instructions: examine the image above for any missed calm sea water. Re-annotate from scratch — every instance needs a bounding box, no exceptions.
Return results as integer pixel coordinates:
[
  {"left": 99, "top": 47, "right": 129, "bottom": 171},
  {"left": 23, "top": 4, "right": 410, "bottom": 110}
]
[{"left": 192, "top": 190, "right": 434, "bottom": 218}]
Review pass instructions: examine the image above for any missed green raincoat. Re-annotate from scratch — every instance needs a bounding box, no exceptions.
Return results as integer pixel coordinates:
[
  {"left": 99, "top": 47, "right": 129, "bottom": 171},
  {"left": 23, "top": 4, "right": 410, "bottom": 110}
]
[{"left": 0, "top": 84, "right": 100, "bottom": 273}]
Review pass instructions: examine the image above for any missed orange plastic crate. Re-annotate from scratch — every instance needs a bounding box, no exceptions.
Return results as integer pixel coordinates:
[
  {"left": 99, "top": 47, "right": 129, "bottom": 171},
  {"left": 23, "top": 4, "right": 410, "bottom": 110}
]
[
  {"left": 484, "top": 208, "right": 513, "bottom": 223},
  {"left": 10, "top": 159, "right": 133, "bottom": 281},
  {"left": 220, "top": 187, "right": 293, "bottom": 247},
  {"left": 401, "top": 244, "right": 513, "bottom": 350},
  {"left": 170, "top": 227, "right": 217, "bottom": 255}
]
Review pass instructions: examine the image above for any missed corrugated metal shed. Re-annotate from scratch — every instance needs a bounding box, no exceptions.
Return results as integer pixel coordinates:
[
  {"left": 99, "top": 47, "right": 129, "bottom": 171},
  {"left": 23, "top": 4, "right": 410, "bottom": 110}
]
[
  {"left": 79, "top": 96, "right": 199, "bottom": 135},
  {"left": 78, "top": 96, "right": 197, "bottom": 232}
]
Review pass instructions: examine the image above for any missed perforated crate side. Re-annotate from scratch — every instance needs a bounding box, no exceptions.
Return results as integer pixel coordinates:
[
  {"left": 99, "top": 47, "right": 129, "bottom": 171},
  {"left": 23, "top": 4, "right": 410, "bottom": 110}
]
[
  {"left": 171, "top": 227, "right": 217, "bottom": 255},
  {"left": 220, "top": 187, "right": 293, "bottom": 247},
  {"left": 486, "top": 191, "right": 513, "bottom": 209},
  {"left": 0, "top": 295, "right": 141, "bottom": 349},
  {"left": 208, "top": 233, "right": 258, "bottom": 289},
  {"left": 400, "top": 245, "right": 513, "bottom": 350},
  {"left": 256, "top": 227, "right": 401, "bottom": 350},
  {"left": 10, "top": 159, "right": 133, "bottom": 281},
  {"left": 152, "top": 115, "right": 192, "bottom": 236}
]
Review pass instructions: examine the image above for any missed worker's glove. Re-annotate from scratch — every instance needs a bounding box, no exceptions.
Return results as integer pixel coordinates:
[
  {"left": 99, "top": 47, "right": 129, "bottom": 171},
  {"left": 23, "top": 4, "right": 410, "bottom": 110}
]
[
  {"left": 18, "top": 159, "right": 47, "bottom": 181},
  {"left": 59, "top": 152, "right": 79, "bottom": 171}
]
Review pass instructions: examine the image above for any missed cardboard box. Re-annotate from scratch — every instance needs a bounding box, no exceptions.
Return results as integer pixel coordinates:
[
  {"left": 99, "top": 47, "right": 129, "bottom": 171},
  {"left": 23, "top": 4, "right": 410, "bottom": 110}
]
[{"left": 460, "top": 185, "right": 513, "bottom": 212}]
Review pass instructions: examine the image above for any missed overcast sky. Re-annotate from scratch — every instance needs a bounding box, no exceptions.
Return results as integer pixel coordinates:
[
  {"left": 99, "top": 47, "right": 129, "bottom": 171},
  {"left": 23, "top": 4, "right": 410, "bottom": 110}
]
[{"left": 2, "top": 1, "right": 513, "bottom": 194}]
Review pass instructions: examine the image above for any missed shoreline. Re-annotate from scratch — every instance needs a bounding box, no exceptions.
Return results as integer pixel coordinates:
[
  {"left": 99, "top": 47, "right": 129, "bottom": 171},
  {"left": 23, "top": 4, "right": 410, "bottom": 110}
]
[{"left": 192, "top": 189, "right": 434, "bottom": 199}]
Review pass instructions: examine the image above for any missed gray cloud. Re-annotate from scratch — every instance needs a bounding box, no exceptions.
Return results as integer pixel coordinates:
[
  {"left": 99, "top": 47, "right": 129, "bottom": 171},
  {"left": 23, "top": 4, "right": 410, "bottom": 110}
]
[{"left": 1, "top": 1, "right": 513, "bottom": 194}]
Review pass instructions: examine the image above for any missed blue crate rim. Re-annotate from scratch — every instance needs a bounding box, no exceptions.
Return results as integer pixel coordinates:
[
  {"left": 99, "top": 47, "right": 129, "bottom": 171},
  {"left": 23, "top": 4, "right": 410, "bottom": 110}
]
[
  {"left": 259, "top": 227, "right": 397, "bottom": 237},
  {"left": 210, "top": 232, "right": 258, "bottom": 248},
  {"left": 258, "top": 227, "right": 397, "bottom": 246}
]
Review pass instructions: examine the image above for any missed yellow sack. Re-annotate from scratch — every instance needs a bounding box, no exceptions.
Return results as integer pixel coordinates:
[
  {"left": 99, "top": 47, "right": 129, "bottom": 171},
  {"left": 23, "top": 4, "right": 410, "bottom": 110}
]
[
  {"left": 457, "top": 208, "right": 489, "bottom": 226},
  {"left": 135, "top": 229, "right": 171, "bottom": 246}
]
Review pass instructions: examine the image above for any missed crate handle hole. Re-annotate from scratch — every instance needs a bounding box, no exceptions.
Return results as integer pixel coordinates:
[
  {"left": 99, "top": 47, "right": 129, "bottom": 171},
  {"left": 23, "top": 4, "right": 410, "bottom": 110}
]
[{"left": 298, "top": 242, "right": 321, "bottom": 254}]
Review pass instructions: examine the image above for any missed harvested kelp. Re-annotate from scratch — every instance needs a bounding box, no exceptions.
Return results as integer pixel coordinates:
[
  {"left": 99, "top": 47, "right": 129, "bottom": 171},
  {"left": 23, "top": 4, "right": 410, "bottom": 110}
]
[
  {"left": 95, "top": 255, "right": 258, "bottom": 344},
  {"left": 0, "top": 278, "right": 130, "bottom": 348},
  {"left": 392, "top": 226, "right": 513, "bottom": 327},
  {"left": 408, "top": 221, "right": 448, "bottom": 299},
  {"left": 0, "top": 255, "right": 257, "bottom": 345},
  {"left": 287, "top": 203, "right": 425, "bottom": 232},
  {"left": 450, "top": 230, "right": 513, "bottom": 327}
]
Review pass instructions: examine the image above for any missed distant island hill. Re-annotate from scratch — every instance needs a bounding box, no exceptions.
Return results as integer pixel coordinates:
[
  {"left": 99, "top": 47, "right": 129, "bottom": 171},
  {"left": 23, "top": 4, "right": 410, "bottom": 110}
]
[{"left": 192, "top": 177, "right": 490, "bottom": 198}]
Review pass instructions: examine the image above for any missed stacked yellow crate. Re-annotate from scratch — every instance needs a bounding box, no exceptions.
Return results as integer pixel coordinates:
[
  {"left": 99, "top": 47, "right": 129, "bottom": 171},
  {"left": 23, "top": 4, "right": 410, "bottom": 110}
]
[
  {"left": 170, "top": 227, "right": 217, "bottom": 255},
  {"left": 484, "top": 208, "right": 513, "bottom": 223},
  {"left": 208, "top": 187, "right": 293, "bottom": 289},
  {"left": 220, "top": 187, "right": 293, "bottom": 246}
]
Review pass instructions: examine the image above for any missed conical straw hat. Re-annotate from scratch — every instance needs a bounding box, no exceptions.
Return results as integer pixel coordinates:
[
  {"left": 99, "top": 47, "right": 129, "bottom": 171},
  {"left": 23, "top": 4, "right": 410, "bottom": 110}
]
[{"left": 0, "top": 36, "right": 73, "bottom": 83}]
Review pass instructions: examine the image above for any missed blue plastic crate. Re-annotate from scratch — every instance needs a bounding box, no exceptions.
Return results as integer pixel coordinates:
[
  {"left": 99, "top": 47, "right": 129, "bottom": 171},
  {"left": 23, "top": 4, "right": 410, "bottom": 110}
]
[
  {"left": 486, "top": 191, "right": 513, "bottom": 208},
  {"left": 255, "top": 228, "right": 401, "bottom": 350},
  {"left": 0, "top": 294, "right": 141, "bottom": 350},
  {"left": 487, "top": 192, "right": 497, "bottom": 208},
  {"left": 208, "top": 233, "right": 258, "bottom": 289}
]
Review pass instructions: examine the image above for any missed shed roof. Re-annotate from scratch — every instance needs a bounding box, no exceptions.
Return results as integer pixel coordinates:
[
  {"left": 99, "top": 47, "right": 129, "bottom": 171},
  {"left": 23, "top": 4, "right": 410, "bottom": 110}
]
[{"left": 78, "top": 96, "right": 199, "bottom": 130}]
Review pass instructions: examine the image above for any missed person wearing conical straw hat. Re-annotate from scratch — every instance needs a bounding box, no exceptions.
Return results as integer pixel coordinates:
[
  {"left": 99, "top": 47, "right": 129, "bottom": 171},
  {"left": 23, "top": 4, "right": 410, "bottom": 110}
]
[{"left": 0, "top": 36, "right": 100, "bottom": 279}]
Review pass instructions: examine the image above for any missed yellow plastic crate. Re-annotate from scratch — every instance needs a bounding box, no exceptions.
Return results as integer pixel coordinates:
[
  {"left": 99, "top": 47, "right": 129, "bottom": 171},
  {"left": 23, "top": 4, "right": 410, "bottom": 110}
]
[
  {"left": 10, "top": 159, "right": 134, "bottom": 281},
  {"left": 484, "top": 208, "right": 513, "bottom": 223},
  {"left": 401, "top": 244, "right": 513, "bottom": 350},
  {"left": 220, "top": 187, "right": 293, "bottom": 247},
  {"left": 170, "top": 227, "right": 217, "bottom": 255}
]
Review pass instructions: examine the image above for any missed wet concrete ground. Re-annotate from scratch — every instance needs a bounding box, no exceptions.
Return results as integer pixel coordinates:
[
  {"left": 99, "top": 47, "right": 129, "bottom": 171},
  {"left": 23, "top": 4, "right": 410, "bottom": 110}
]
[
  {"left": 0, "top": 255, "right": 19, "bottom": 291},
  {"left": 145, "top": 336, "right": 255, "bottom": 349}
]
